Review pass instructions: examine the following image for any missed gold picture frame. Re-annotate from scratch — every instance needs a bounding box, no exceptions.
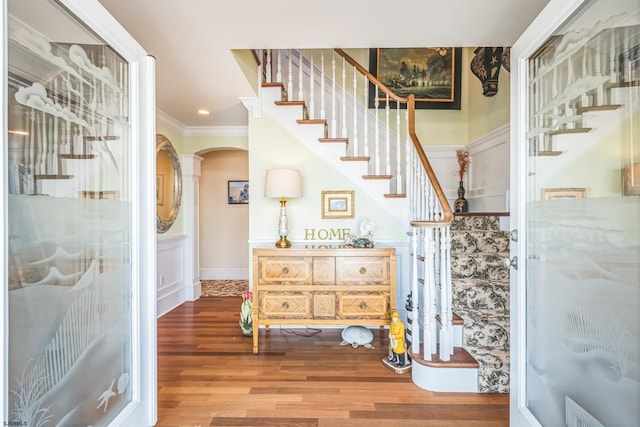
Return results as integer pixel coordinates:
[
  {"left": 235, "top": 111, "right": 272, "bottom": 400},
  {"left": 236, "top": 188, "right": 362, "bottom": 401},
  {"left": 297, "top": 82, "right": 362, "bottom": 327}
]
[
  {"left": 542, "top": 187, "right": 586, "bottom": 200},
  {"left": 321, "top": 190, "right": 354, "bottom": 219}
]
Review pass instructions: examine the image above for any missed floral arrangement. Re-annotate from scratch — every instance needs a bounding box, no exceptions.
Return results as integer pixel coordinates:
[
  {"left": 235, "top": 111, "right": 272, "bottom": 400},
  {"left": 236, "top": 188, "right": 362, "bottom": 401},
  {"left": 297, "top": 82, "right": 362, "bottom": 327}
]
[
  {"left": 239, "top": 291, "right": 253, "bottom": 334},
  {"left": 456, "top": 149, "right": 470, "bottom": 181}
]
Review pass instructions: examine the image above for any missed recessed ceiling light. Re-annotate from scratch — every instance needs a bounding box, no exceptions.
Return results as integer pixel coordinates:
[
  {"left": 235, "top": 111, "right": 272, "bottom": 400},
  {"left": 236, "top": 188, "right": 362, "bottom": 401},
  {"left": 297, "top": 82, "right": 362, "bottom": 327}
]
[{"left": 197, "top": 109, "right": 210, "bottom": 116}]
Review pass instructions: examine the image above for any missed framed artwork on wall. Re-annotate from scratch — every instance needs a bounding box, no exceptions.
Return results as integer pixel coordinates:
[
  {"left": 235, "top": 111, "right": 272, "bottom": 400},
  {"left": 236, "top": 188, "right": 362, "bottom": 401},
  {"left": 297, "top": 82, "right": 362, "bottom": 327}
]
[
  {"left": 368, "top": 47, "right": 462, "bottom": 110},
  {"left": 542, "top": 187, "right": 586, "bottom": 200},
  {"left": 228, "top": 180, "right": 249, "bottom": 204},
  {"left": 321, "top": 190, "right": 354, "bottom": 219}
]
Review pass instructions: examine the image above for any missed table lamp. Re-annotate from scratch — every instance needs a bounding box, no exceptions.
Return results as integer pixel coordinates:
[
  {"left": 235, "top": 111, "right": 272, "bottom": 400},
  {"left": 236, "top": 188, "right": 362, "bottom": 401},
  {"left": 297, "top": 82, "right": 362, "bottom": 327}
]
[{"left": 264, "top": 168, "right": 302, "bottom": 248}]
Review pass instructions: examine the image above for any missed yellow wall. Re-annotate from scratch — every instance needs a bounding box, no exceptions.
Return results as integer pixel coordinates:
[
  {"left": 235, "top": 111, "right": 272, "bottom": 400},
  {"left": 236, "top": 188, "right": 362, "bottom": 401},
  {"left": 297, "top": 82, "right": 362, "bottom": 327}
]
[{"left": 248, "top": 113, "right": 406, "bottom": 243}]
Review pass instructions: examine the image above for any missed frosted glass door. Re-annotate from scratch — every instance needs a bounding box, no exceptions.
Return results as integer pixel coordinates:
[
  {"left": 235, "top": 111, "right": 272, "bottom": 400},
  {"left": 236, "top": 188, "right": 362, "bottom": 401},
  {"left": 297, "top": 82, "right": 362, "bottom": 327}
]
[
  {"left": 3, "top": 0, "right": 156, "bottom": 425},
  {"left": 514, "top": 0, "right": 640, "bottom": 425}
]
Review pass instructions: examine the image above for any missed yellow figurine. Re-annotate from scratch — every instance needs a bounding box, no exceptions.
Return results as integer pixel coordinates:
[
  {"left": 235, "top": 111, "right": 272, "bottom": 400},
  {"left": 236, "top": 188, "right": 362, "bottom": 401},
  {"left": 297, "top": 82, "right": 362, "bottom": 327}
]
[{"left": 388, "top": 311, "right": 408, "bottom": 367}]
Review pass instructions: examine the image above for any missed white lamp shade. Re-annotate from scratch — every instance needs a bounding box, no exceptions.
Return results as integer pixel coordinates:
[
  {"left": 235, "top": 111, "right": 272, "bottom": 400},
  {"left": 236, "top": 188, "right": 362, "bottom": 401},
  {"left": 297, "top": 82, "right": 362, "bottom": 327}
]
[{"left": 264, "top": 168, "right": 302, "bottom": 198}]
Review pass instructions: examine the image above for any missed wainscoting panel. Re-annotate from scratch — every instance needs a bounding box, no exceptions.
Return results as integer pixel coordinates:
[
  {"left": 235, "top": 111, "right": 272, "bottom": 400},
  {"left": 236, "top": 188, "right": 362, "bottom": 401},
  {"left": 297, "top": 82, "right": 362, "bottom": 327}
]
[
  {"left": 467, "top": 124, "right": 510, "bottom": 212},
  {"left": 157, "top": 234, "right": 187, "bottom": 316}
]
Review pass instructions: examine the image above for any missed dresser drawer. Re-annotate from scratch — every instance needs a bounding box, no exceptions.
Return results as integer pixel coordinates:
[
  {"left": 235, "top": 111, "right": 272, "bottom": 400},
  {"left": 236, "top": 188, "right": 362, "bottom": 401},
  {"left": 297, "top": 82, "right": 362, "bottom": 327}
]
[
  {"left": 258, "top": 256, "right": 313, "bottom": 285},
  {"left": 336, "top": 257, "right": 390, "bottom": 285},
  {"left": 258, "top": 291, "right": 312, "bottom": 319},
  {"left": 336, "top": 291, "right": 390, "bottom": 319}
]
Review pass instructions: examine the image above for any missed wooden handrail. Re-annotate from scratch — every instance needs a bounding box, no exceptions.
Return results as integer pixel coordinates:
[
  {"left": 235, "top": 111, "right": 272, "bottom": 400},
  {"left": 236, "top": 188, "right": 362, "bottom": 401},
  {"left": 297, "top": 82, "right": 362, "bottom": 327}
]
[{"left": 334, "top": 49, "right": 453, "bottom": 226}]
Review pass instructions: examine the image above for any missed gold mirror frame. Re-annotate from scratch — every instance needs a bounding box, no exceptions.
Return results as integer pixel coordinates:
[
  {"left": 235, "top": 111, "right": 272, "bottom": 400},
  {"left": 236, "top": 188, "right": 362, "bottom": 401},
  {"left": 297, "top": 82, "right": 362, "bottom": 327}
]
[{"left": 156, "top": 134, "right": 182, "bottom": 234}]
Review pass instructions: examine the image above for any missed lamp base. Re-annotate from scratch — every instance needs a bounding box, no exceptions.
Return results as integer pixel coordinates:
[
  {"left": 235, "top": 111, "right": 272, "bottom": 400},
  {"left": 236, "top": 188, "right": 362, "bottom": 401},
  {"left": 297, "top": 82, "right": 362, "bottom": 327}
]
[{"left": 275, "top": 236, "right": 292, "bottom": 248}]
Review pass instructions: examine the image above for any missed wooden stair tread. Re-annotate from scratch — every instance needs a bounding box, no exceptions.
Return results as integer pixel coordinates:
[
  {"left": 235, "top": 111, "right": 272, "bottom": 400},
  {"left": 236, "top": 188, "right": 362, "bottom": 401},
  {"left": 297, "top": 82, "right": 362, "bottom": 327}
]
[
  {"left": 35, "top": 174, "right": 73, "bottom": 180},
  {"left": 319, "top": 138, "right": 348, "bottom": 143},
  {"left": 59, "top": 154, "right": 96, "bottom": 160},
  {"left": 579, "top": 104, "right": 622, "bottom": 113},
  {"left": 262, "top": 82, "right": 284, "bottom": 89},
  {"left": 297, "top": 119, "right": 326, "bottom": 125},
  {"left": 362, "top": 175, "right": 392, "bottom": 180},
  {"left": 384, "top": 193, "right": 406, "bottom": 198},
  {"left": 340, "top": 156, "right": 370, "bottom": 162},
  {"left": 275, "top": 100, "right": 304, "bottom": 107},
  {"left": 533, "top": 150, "right": 563, "bottom": 156},
  {"left": 548, "top": 127, "right": 592, "bottom": 135},
  {"left": 409, "top": 345, "right": 479, "bottom": 369}
]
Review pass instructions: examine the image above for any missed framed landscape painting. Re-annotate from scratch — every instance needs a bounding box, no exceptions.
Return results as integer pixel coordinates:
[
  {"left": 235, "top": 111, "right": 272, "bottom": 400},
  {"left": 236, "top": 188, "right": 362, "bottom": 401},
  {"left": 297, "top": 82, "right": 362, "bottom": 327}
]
[{"left": 369, "top": 47, "right": 462, "bottom": 110}]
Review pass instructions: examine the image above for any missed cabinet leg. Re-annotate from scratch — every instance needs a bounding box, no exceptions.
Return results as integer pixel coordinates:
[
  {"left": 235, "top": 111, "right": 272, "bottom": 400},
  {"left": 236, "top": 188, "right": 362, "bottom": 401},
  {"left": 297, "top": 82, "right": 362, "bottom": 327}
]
[{"left": 252, "top": 323, "right": 258, "bottom": 353}]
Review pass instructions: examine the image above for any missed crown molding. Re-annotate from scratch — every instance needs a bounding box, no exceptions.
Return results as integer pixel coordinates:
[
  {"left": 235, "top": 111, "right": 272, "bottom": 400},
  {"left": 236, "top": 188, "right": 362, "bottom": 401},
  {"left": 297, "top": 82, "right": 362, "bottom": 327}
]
[{"left": 156, "top": 108, "right": 186, "bottom": 134}]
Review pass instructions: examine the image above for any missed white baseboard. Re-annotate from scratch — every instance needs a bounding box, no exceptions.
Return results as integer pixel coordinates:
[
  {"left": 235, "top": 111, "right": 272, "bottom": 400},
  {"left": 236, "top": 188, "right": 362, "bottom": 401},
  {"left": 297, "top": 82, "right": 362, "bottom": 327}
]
[{"left": 200, "top": 268, "right": 249, "bottom": 280}]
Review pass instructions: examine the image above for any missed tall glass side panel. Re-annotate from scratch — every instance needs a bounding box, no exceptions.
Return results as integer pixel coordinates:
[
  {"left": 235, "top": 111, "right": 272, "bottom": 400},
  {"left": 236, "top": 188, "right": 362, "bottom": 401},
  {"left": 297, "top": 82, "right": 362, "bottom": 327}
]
[
  {"left": 526, "top": 0, "right": 640, "bottom": 425},
  {"left": 6, "top": 1, "right": 132, "bottom": 425}
]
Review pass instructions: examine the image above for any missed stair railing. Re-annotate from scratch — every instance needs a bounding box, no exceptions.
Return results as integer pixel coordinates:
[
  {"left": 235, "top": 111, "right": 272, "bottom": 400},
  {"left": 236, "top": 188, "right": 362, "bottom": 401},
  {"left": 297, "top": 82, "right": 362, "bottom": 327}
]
[{"left": 260, "top": 48, "right": 455, "bottom": 361}]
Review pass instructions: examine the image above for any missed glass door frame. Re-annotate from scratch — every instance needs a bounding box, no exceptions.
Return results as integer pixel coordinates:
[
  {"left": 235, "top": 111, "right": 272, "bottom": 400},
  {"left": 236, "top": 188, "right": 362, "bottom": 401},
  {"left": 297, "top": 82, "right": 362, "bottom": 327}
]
[{"left": 0, "top": 0, "right": 157, "bottom": 425}]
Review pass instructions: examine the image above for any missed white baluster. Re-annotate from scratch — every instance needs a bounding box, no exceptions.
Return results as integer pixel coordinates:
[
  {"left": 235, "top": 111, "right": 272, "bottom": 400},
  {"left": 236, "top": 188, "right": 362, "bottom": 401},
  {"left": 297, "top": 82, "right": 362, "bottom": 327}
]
[
  {"left": 320, "top": 50, "right": 326, "bottom": 120},
  {"left": 331, "top": 51, "right": 337, "bottom": 138},
  {"left": 363, "top": 75, "right": 369, "bottom": 157},
  {"left": 341, "top": 56, "right": 346, "bottom": 138},
  {"left": 298, "top": 50, "right": 303, "bottom": 101},
  {"left": 287, "top": 49, "right": 293, "bottom": 99},
  {"left": 411, "top": 229, "right": 420, "bottom": 355},
  {"left": 352, "top": 65, "right": 358, "bottom": 156},
  {"left": 265, "top": 49, "right": 272, "bottom": 83},
  {"left": 276, "top": 50, "right": 282, "bottom": 82},
  {"left": 441, "top": 227, "right": 453, "bottom": 358},
  {"left": 309, "top": 51, "right": 315, "bottom": 119},
  {"left": 374, "top": 86, "right": 380, "bottom": 175},
  {"left": 385, "top": 94, "right": 390, "bottom": 175},
  {"left": 396, "top": 104, "right": 402, "bottom": 194}
]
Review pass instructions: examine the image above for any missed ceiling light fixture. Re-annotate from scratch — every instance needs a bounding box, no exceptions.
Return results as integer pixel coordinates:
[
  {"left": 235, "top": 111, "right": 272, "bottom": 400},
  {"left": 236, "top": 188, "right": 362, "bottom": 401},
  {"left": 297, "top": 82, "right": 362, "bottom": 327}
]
[{"left": 197, "top": 109, "right": 210, "bottom": 116}]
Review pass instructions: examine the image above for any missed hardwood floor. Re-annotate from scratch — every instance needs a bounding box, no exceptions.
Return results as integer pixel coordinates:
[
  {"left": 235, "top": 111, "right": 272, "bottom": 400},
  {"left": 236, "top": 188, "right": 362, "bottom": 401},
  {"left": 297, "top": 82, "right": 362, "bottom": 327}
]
[{"left": 157, "top": 297, "right": 509, "bottom": 427}]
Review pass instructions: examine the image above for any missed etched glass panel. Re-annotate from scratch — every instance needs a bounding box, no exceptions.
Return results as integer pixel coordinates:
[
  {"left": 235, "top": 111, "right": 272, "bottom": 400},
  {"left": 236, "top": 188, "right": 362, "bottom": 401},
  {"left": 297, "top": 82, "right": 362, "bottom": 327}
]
[
  {"left": 6, "top": 0, "right": 132, "bottom": 425},
  {"left": 526, "top": 0, "right": 640, "bottom": 425}
]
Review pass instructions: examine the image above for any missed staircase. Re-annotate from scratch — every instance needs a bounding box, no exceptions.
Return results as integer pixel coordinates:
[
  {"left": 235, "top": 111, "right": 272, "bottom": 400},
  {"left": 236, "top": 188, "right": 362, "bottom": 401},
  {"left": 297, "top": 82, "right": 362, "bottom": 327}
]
[
  {"left": 450, "top": 214, "right": 511, "bottom": 392},
  {"left": 253, "top": 48, "right": 516, "bottom": 393}
]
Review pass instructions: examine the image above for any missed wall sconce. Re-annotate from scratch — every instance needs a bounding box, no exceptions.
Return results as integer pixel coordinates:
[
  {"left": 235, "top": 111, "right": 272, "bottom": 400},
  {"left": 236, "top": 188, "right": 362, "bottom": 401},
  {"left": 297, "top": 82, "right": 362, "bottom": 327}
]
[{"left": 264, "top": 168, "right": 302, "bottom": 248}]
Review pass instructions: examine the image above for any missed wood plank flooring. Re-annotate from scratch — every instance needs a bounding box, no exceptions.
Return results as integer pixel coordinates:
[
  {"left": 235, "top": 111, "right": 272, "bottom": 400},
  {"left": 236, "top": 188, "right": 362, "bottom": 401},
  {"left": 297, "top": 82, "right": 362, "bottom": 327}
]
[{"left": 157, "top": 297, "right": 509, "bottom": 427}]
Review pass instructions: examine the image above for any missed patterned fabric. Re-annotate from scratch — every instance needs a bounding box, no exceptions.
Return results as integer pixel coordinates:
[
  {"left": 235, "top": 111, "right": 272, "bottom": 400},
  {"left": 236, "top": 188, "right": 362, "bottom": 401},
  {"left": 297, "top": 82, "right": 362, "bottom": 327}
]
[{"left": 451, "top": 215, "right": 511, "bottom": 393}]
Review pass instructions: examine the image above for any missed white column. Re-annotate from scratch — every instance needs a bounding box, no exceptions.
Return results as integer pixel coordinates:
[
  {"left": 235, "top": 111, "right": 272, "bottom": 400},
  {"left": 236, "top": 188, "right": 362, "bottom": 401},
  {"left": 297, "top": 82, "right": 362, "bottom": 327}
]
[{"left": 181, "top": 153, "right": 203, "bottom": 301}]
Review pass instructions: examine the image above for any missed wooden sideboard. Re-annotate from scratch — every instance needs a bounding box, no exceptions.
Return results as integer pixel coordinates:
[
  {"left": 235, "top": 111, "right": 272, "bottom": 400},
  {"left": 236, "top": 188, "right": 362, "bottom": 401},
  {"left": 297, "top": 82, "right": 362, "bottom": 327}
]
[{"left": 251, "top": 245, "right": 396, "bottom": 354}]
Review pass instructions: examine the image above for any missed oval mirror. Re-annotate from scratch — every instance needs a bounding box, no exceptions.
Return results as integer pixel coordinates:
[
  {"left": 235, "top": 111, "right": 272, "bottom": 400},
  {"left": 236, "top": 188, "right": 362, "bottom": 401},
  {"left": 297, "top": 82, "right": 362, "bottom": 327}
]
[{"left": 156, "top": 134, "right": 182, "bottom": 234}]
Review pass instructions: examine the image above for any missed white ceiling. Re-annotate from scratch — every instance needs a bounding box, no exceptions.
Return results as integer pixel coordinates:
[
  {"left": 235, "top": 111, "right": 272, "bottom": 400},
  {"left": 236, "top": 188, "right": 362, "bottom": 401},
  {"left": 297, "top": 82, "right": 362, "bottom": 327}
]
[{"left": 97, "top": 0, "right": 550, "bottom": 129}]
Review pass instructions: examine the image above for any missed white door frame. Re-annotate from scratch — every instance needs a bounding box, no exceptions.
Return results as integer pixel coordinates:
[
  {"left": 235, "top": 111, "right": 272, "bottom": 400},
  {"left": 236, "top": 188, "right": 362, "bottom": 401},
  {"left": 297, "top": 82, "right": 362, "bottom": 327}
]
[{"left": 509, "top": 0, "right": 588, "bottom": 425}]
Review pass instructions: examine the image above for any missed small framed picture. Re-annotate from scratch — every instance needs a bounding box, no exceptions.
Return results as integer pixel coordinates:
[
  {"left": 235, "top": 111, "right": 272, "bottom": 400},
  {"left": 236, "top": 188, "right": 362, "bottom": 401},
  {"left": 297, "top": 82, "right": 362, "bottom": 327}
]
[
  {"left": 228, "top": 180, "right": 249, "bottom": 204},
  {"left": 542, "top": 187, "right": 586, "bottom": 200},
  {"left": 321, "top": 190, "right": 354, "bottom": 219}
]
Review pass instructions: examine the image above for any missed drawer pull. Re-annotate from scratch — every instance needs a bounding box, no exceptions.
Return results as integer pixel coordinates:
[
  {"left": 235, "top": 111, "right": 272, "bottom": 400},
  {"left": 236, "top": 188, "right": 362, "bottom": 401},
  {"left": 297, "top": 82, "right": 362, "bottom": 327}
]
[
  {"left": 282, "top": 267, "right": 290, "bottom": 275},
  {"left": 282, "top": 301, "right": 290, "bottom": 309},
  {"left": 359, "top": 301, "right": 367, "bottom": 309},
  {"left": 359, "top": 267, "right": 367, "bottom": 275}
]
